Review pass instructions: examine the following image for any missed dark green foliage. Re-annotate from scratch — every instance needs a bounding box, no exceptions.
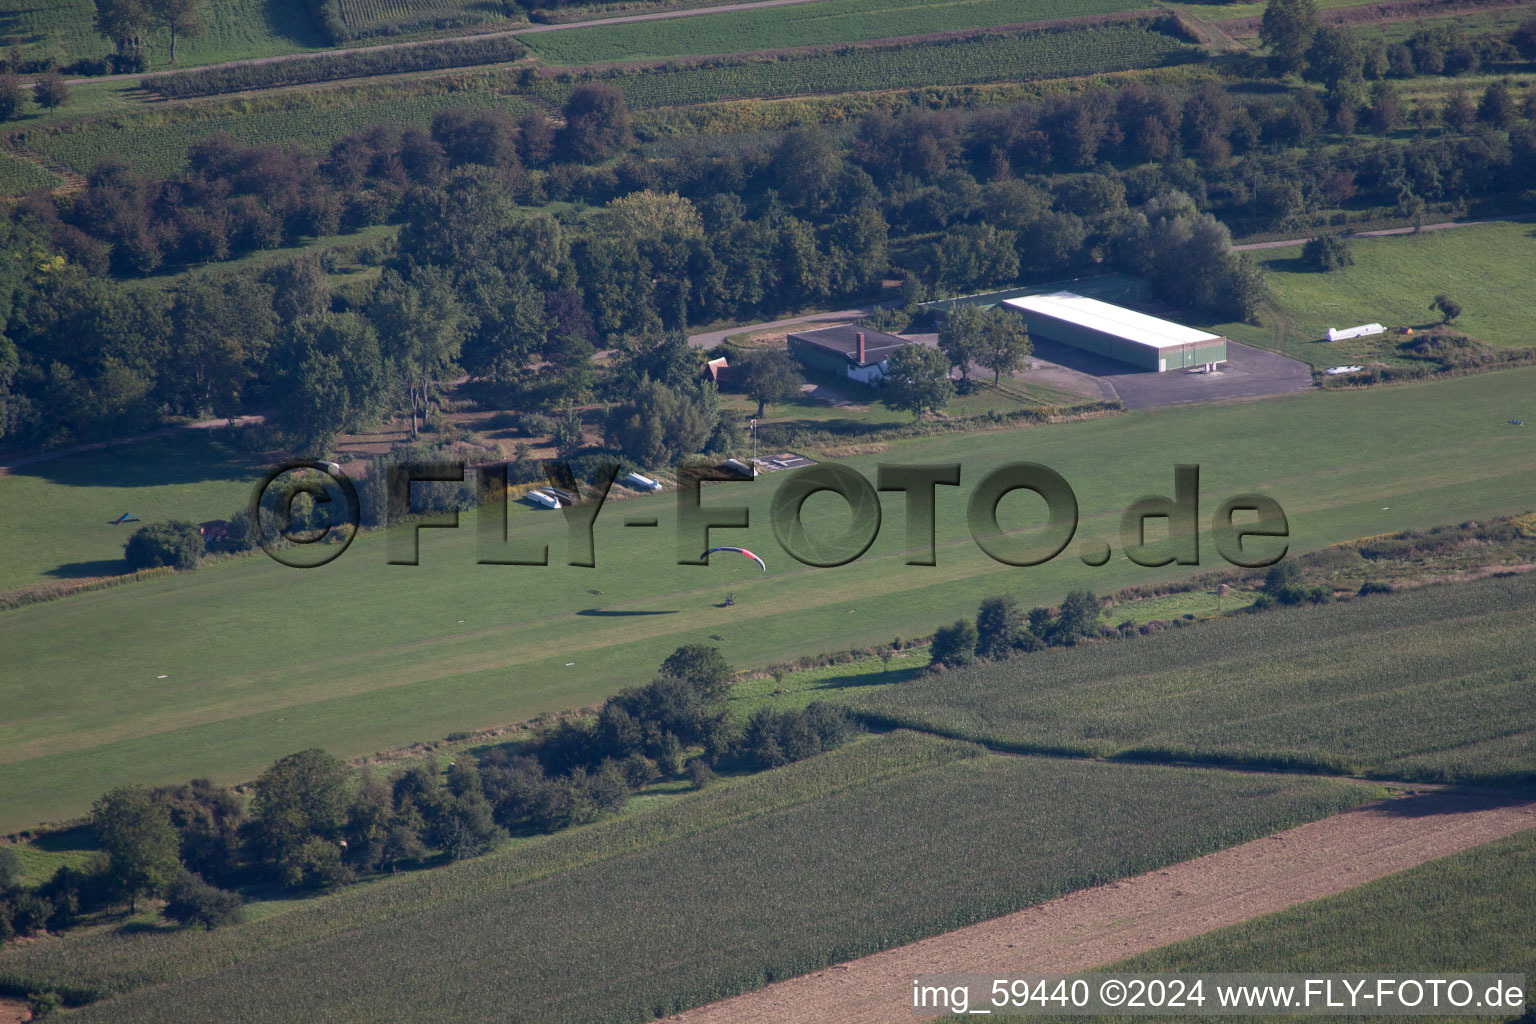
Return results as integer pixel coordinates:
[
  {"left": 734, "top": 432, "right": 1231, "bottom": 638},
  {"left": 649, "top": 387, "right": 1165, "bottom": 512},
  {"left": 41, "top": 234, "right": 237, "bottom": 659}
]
[
  {"left": 1259, "top": 0, "right": 1318, "bottom": 74},
  {"left": 123, "top": 520, "right": 203, "bottom": 571},
  {"left": 149, "top": 36, "right": 529, "bottom": 99},
  {"left": 1431, "top": 294, "right": 1463, "bottom": 324},
  {"left": 154, "top": 779, "right": 244, "bottom": 886},
  {"left": 735, "top": 348, "right": 802, "bottom": 416},
  {"left": 974, "top": 594, "right": 1022, "bottom": 660},
  {"left": 659, "top": 644, "right": 734, "bottom": 701},
  {"left": 278, "top": 837, "right": 354, "bottom": 891},
  {"left": 0, "top": 73, "right": 25, "bottom": 121},
  {"left": 930, "top": 618, "right": 978, "bottom": 668},
  {"left": 559, "top": 84, "right": 632, "bottom": 162},
  {"left": 1302, "top": 234, "right": 1353, "bottom": 272},
  {"left": 34, "top": 69, "right": 69, "bottom": 110},
  {"left": 735, "top": 702, "right": 855, "bottom": 770},
  {"left": 1052, "top": 590, "right": 1101, "bottom": 645},
  {"left": 251, "top": 749, "right": 349, "bottom": 879},
  {"left": 92, "top": 786, "right": 180, "bottom": 912},
  {"left": 603, "top": 378, "right": 720, "bottom": 465},
  {"left": 161, "top": 873, "right": 242, "bottom": 930},
  {"left": 1262, "top": 560, "right": 1330, "bottom": 605},
  {"left": 880, "top": 344, "right": 955, "bottom": 420},
  {"left": 1478, "top": 82, "right": 1517, "bottom": 127},
  {"left": 427, "top": 792, "right": 505, "bottom": 861}
]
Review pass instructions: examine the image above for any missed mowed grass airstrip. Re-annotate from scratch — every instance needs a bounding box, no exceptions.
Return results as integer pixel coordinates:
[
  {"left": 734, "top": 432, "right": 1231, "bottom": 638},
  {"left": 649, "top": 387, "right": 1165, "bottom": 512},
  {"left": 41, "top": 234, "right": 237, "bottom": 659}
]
[{"left": 1, "top": 367, "right": 1534, "bottom": 830}]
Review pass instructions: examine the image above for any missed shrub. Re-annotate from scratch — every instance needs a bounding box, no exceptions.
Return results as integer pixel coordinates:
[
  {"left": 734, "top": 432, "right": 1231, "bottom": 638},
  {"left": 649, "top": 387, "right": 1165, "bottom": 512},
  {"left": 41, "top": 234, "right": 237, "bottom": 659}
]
[
  {"left": 124, "top": 520, "right": 204, "bottom": 571},
  {"left": 975, "top": 594, "right": 1022, "bottom": 660},
  {"left": 1302, "top": 234, "right": 1353, "bottom": 272},
  {"left": 162, "top": 872, "right": 243, "bottom": 929},
  {"left": 930, "top": 619, "right": 978, "bottom": 668}
]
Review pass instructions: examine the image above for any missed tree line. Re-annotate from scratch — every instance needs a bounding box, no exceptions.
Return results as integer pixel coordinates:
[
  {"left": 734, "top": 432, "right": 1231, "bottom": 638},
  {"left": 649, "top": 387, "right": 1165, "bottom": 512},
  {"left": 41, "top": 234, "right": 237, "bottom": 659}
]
[{"left": 6, "top": 37, "right": 1536, "bottom": 453}]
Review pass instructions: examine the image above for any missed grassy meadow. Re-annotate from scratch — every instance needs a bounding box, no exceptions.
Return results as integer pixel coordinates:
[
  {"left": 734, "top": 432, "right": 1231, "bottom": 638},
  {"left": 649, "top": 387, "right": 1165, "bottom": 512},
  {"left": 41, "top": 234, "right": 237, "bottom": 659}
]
[
  {"left": 0, "top": 432, "right": 272, "bottom": 596},
  {"left": 855, "top": 571, "right": 1536, "bottom": 783},
  {"left": 1211, "top": 221, "right": 1536, "bottom": 369},
  {"left": 1, "top": 366, "right": 1534, "bottom": 830},
  {"left": 0, "top": 733, "right": 1379, "bottom": 1021},
  {"left": 521, "top": 0, "right": 1155, "bottom": 65},
  {"left": 3, "top": 0, "right": 327, "bottom": 71}
]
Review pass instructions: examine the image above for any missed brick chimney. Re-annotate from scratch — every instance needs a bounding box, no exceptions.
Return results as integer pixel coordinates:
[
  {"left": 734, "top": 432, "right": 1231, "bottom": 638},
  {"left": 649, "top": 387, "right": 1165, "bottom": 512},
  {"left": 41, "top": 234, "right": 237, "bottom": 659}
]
[{"left": 856, "top": 331, "right": 866, "bottom": 364}]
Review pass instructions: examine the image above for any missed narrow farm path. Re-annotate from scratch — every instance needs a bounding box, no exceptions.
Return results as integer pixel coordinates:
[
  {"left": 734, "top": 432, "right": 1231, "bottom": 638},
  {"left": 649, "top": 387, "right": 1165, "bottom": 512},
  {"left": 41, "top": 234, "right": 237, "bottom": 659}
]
[
  {"left": 664, "top": 788, "right": 1536, "bottom": 1024},
  {"left": 1234, "top": 212, "right": 1536, "bottom": 251},
  {"left": 34, "top": 0, "right": 832, "bottom": 87}
]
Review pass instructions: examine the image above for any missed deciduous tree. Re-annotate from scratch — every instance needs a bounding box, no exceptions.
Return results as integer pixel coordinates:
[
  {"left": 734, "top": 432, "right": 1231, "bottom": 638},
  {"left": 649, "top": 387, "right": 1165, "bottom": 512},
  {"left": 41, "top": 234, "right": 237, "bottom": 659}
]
[{"left": 92, "top": 786, "right": 180, "bottom": 912}]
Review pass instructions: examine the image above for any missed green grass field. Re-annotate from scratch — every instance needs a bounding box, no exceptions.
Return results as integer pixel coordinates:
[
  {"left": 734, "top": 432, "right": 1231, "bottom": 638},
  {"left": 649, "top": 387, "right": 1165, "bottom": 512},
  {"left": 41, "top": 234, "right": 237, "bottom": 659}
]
[
  {"left": 855, "top": 571, "right": 1536, "bottom": 783},
  {"left": 1209, "top": 222, "right": 1536, "bottom": 369},
  {"left": 0, "top": 733, "right": 1377, "bottom": 1020},
  {"left": 0, "top": 432, "right": 272, "bottom": 597},
  {"left": 532, "top": 24, "right": 1195, "bottom": 109},
  {"left": 1, "top": 366, "right": 1534, "bottom": 831},
  {"left": 2, "top": 0, "right": 327, "bottom": 71},
  {"left": 522, "top": 0, "right": 1157, "bottom": 65}
]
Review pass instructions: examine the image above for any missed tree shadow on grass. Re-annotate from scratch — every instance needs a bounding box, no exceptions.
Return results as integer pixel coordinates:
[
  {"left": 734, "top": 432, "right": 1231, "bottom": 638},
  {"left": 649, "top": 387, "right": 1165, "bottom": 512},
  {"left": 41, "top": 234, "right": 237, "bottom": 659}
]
[
  {"left": 797, "top": 663, "right": 927, "bottom": 693},
  {"left": 1369, "top": 785, "right": 1536, "bottom": 817},
  {"left": 45, "top": 559, "right": 130, "bottom": 579},
  {"left": 14, "top": 433, "right": 268, "bottom": 489},
  {"left": 31, "top": 825, "right": 95, "bottom": 853},
  {"left": 575, "top": 608, "right": 678, "bottom": 617}
]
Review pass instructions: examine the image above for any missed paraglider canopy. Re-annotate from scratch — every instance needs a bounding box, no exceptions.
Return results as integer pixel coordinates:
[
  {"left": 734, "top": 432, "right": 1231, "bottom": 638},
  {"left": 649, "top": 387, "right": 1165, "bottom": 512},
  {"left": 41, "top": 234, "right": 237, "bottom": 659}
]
[{"left": 701, "top": 546, "right": 766, "bottom": 571}]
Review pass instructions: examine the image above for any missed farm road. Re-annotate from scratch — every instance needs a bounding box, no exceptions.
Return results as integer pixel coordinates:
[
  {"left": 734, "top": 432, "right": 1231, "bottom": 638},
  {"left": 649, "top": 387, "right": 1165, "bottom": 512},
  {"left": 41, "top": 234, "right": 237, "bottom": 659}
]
[
  {"left": 1234, "top": 212, "right": 1536, "bottom": 251},
  {"left": 665, "top": 788, "right": 1536, "bottom": 1024}
]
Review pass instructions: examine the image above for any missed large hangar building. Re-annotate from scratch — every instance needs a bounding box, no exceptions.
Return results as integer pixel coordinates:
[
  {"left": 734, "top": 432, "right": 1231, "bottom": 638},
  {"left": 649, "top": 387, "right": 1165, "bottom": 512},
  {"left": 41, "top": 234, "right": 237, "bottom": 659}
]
[{"left": 1003, "top": 291, "right": 1227, "bottom": 373}]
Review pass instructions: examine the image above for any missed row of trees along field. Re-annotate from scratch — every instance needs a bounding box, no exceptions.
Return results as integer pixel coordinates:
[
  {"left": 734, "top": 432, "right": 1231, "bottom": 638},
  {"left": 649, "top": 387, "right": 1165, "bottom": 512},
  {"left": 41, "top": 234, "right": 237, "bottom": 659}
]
[
  {"left": 92, "top": 0, "right": 210, "bottom": 65},
  {"left": 5, "top": 22, "right": 1536, "bottom": 451},
  {"left": 0, "top": 645, "right": 853, "bottom": 946}
]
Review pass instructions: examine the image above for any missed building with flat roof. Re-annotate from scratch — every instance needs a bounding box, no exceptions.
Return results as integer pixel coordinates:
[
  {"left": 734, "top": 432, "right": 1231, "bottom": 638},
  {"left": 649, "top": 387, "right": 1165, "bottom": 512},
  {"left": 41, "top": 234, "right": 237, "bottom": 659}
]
[
  {"left": 786, "top": 325, "right": 910, "bottom": 383},
  {"left": 1002, "top": 291, "right": 1227, "bottom": 372}
]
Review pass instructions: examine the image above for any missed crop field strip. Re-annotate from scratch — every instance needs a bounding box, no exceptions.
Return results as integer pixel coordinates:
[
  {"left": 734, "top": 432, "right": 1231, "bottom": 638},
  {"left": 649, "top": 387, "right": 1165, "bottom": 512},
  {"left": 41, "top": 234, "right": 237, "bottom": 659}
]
[
  {"left": 1, "top": 365, "right": 1534, "bottom": 830},
  {"left": 0, "top": 735, "right": 1376, "bottom": 1022},
  {"left": 520, "top": 0, "right": 1158, "bottom": 65},
  {"left": 7, "top": 91, "right": 545, "bottom": 181},
  {"left": 0, "top": 151, "right": 64, "bottom": 195},
  {"left": 531, "top": 22, "right": 1197, "bottom": 110},
  {"left": 336, "top": 0, "right": 515, "bottom": 35},
  {"left": 856, "top": 570, "right": 1536, "bottom": 785}
]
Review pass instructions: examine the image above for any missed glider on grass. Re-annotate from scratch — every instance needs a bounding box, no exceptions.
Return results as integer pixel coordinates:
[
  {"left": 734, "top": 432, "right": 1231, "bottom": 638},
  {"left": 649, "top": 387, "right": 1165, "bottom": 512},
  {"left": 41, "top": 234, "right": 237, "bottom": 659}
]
[
  {"left": 701, "top": 546, "right": 766, "bottom": 571},
  {"left": 111, "top": 513, "right": 140, "bottom": 524}
]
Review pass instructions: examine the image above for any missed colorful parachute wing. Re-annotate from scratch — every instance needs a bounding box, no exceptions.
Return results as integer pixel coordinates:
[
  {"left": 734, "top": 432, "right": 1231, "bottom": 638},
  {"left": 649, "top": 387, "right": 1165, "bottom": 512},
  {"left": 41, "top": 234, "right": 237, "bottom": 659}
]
[{"left": 701, "top": 545, "right": 766, "bottom": 571}]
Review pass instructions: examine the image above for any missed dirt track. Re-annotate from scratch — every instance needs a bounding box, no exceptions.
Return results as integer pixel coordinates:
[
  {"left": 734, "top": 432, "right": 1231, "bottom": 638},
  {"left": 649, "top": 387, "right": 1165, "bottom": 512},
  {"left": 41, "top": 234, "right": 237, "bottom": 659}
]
[{"left": 666, "top": 789, "right": 1536, "bottom": 1024}]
